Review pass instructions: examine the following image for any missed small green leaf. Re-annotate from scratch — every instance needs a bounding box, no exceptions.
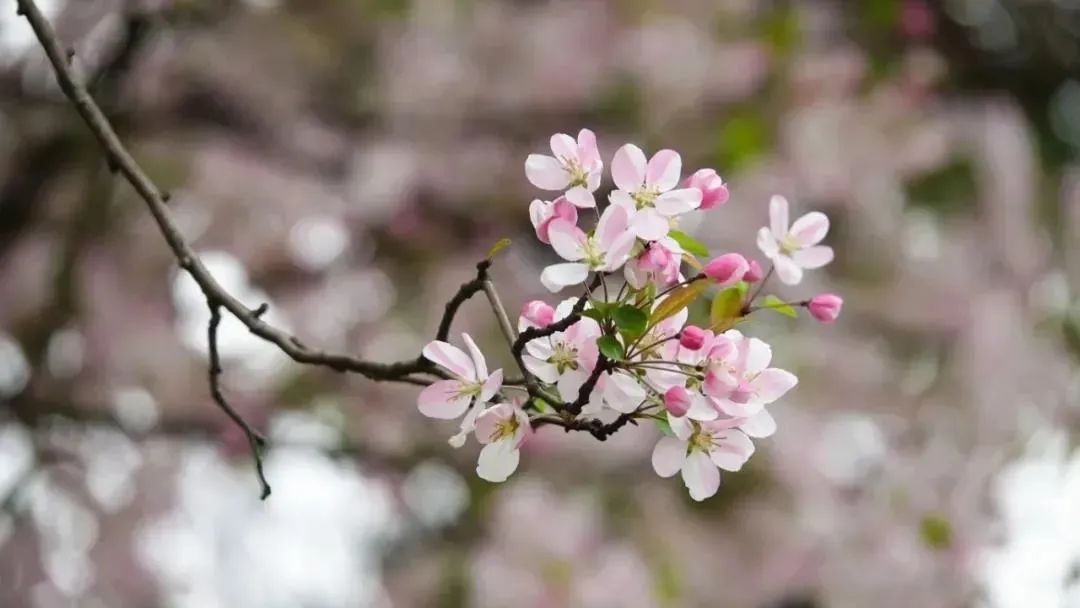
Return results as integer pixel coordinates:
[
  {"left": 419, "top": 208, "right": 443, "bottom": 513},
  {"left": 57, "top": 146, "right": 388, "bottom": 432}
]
[
  {"left": 650, "top": 280, "right": 710, "bottom": 327},
  {"left": 581, "top": 308, "right": 606, "bottom": 322},
  {"left": 919, "top": 514, "right": 953, "bottom": 550},
  {"left": 654, "top": 416, "right": 674, "bottom": 437},
  {"left": 613, "top": 305, "right": 648, "bottom": 337},
  {"left": 597, "top": 335, "right": 625, "bottom": 361},
  {"left": 667, "top": 230, "right": 709, "bottom": 258},
  {"left": 709, "top": 286, "right": 744, "bottom": 331},
  {"left": 762, "top": 294, "right": 798, "bottom": 319},
  {"left": 486, "top": 238, "right": 511, "bottom": 259}
]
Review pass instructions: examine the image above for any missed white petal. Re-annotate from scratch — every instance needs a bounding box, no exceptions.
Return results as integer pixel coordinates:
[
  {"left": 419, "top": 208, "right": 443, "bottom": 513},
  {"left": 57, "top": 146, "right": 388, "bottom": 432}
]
[
  {"left": 602, "top": 232, "right": 637, "bottom": 271},
  {"left": 739, "top": 409, "right": 777, "bottom": 438},
  {"left": 417, "top": 380, "right": 472, "bottom": 419},
  {"left": 655, "top": 188, "right": 702, "bottom": 216},
  {"left": 708, "top": 429, "right": 755, "bottom": 471},
  {"left": 744, "top": 337, "right": 772, "bottom": 374},
  {"left": 769, "top": 195, "right": 790, "bottom": 237},
  {"left": 607, "top": 189, "right": 636, "bottom": 211},
  {"left": 669, "top": 413, "right": 694, "bottom": 440},
  {"left": 577, "top": 128, "right": 600, "bottom": 169},
  {"left": 645, "top": 149, "right": 682, "bottom": 191},
  {"left": 751, "top": 368, "right": 797, "bottom": 403},
  {"left": 564, "top": 185, "right": 596, "bottom": 208},
  {"left": 461, "top": 332, "right": 488, "bottom": 378},
  {"left": 476, "top": 441, "right": 520, "bottom": 483},
  {"left": 541, "top": 263, "right": 590, "bottom": 292},
  {"left": 611, "top": 143, "right": 647, "bottom": 191},
  {"left": 773, "top": 254, "right": 804, "bottom": 285},
  {"left": 557, "top": 369, "right": 588, "bottom": 402},
  {"left": 792, "top": 245, "right": 834, "bottom": 269},
  {"left": 529, "top": 198, "right": 550, "bottom": 230},
  {"left": 550, "top": 133, "right": 578, "bottom": 162},
  {"left": 595, "top": 204, "right": 630, "bottom": 247},
  {"left": 651, "top": 437, "right": 688, "bottom": 478},
  {"left": 548, "top": 220, "right": 587, "bottom": 261},
  {"left": 524, "top": 356, "right": 559, "bottom": 383},
  {"left": 686, "top": 394, "right": 719, "bottom": 421},
  {"left": 757, "top": 227, "right": 779, "bottom": 258},
  {"left": 526, "top": 154, "right": 571, "bottom": 190},
  {"left": 422, "top": 341, "right": 475, "bottom": 379},
  {"left": 630, "top": 208, "right": 670, "bottom": 241},
  {"left": 603, "top": 371, "right": 645, "bottom": 413},
  {"left": 480, "top": 368, "right": 504, "bottom": 402},
  {"left": 682, "top": 451, "right": 721, "bottom": 501},
  {"left": 789, "top": 211, "right": 829, "bottom": 247}
]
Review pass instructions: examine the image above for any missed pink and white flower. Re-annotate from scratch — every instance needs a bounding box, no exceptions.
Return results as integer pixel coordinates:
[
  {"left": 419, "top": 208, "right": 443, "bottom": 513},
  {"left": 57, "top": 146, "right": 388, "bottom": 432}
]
[
  {"left": 522, "top": 300, "right": 602, "bottom": 401},
  {"left": 651, "top": 416, "right": 756, "bottom": 501},
  {"left": 474, "top": 401, "right": 532, "bottom": 482},
  {"left": 705, "top": 330, "right": 797, "bottom": 418},
  {"left": 608, "top": 144, "right": 702, "bottom": 241},
  {"left": 624, "top": 237, "right": 683, "bottom": 289},
  {"left": 541, "top": 204, "right": 636, "bottom": 292},
  {"left": 418, "top": 334, "right": 504, "bottom": 446},
  {"left": 529, "top": 196, "right": 578, "bottom": 244},
  {"left": 756, "top": 195, "right": 834, "bottom": 285},
  {"left": 525, "top": 129, "right": 603, "bottom": 208}
]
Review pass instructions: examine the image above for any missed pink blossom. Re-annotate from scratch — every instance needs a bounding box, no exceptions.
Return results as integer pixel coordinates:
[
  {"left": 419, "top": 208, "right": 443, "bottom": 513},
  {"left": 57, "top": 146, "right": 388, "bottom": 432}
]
[
  {"left": 757, "top": 195, "right": 834, "bottom": 285},
  {"left": 608, "top": 144, "right": 702, "bottom": 241},
  {"left": 522, "top": 299, "right": 602, "bottom": 401},
  {"left": 624, "top": 237, "right": 682, "bottom": 289},
  {"left": 651, "top": 416, "right": 755, "bottom": 501},
  {"left": 520, "top": 300, "right": 556, "bottom": 329},
  {"left": 808, "top": 293, "right": 843, "bottom": 323},
  {"left": 418, "top": 334, "right": 504, "bottom": 446},
  {"left": 705, "top": 330, "right": 797, "bottom": 418},
  {"left": 663, "top": 386, "right": 691, "bottom": 417},
  {"left": 683, "top": 168, "right": 729, "bottom": 210},
  {"left": 474, "top": 401, "right": 532, "bottom": 482},
  {"left": 703, "top": 253, "right": 749, "bottom": 287},
  {"left": 529, "top": 197, "right": 578, "bottom": 244},
  {"left": 679, "top": 325, "right": 706, "bottom": 351},
  {"left": 541, "top": 204, "right": 636, "bottom": 292},
  {"left": 525, "top": 129, "right": 603, "bottom": 208},
  {"left": 744, "top": 259, "right": 764, "bottom": 283}
]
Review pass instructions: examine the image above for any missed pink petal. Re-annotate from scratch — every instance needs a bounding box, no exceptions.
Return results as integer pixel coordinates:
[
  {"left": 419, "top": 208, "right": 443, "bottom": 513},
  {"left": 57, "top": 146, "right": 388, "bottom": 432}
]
[
  {"left": 708, "top": 429, "right": 754, "bottom": 471},
  {"left": 682, "top": 451, "right": 721, "bottom": 501},
  {"left": 417, "top": 380, "right": 472, "bottom": 419},
  {"left": 739, "top": 409, "right": 776, "bottom": 438},
  {"left": 652, "top": 437, "right": 688, "bottom": 478},
  {"left": 476, "top": 440, "right": 520, "bottom": 482},
  {"left": 473, "top": 403, "right": 509, "bottom": 444},
  {"left": 480, "top": 368, "right": 504, "bottom": 402},
  {"left": 645, "top": 149, "right": 682, "bottom": 191},
  {"left": 540, "top": 263, "right": 589, "bottom": 292},
  {"left": 751, "top": 368, "right": 797, "bottom": 403},
  {"left": 550, "top": 133, "right": 578, "bottom": 162},
  {"left": 655, "top": 188, "right": 702, "bottom": 216},
  {"left": 422, "top": 341, "right": 476, "bottom": 379},
  {"left": 611, "top": 143, "right": 647, "bottom": 191},
  {"left": 630, "top": 208, "right": 670, "bottom": 241},
  {"left": 686, "top": 394, "right": 719, "bottom": 421},
  {"left": 547, "top": 219, "right": 588, "bottom": 261},
  {"left": 769, "top": 195, "right": 790, "bottom": 237},
  {"left": 792, "top": 245, "right": 834, "bottom": 269},
  {"left": 743, "top": 337, "right": 772, "bottom": 375},
  {"left": 461, "top": 332, "right": 488, "bottom": 378},
  {"left": 526, "top": 154, "right": 571, "bottom": 190},
  {"left": 602, "top": 232, "right": 637, "bottom": 271},
  {"left": 714, "top": 396, "right": 763, "bottom": 418},
  {"left": 577, "top": 128, "right": 600, "bottom": 169},
  {"left": 564, "top": 186, "right": 596, "bottom": 208},
  {"left": 773, "top": 254, "right": 804, "bottom": 285},
  {"left": 595, "top": 204, "right": 630, "bottom": 246},
  {"left": 789, "top": 212, "right": 829, "bottom": 247},
  {"left": 756, "top": 227, "right": 779, "bottom": 258}
]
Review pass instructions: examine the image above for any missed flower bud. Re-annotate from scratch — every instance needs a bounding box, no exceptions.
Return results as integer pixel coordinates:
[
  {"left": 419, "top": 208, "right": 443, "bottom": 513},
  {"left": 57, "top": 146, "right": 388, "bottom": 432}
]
[
  {"left": 807, "top": 293, "right": 843, "bottom": 323},
  {"left": 640, "top": 242, "right": 674, "bottom": 273},
  {"left": 744, "top": 259, "right": 764, "bottom": 283},
  {"left": 703, "top": 253, "right": 749, "bottom": 287},
  {"left": 684, "top": 168, "right": 729, "bottom": 210},
  {"left": 521, "top": 300, "right": 555, "bottom": 327},
  {"left": 679, "top": 325, "right": 706, "bottom": 351},
  {"left": 663, "top": 386, "right": 691, "bottom": 418}
]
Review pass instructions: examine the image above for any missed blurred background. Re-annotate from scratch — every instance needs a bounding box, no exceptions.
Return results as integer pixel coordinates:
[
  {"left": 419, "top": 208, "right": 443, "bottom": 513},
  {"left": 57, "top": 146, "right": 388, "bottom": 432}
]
[{"left": 1, "top": 0, "right": 1079, "bottom": 606}]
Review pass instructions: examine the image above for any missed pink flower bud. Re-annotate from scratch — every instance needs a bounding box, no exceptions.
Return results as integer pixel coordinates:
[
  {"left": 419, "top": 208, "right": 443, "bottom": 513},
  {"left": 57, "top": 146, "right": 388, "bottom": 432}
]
[
  {"left": 679, "top": 325, "right": 706, "bottom": 351},
  {"left": 744, "top": 259, "right": 764, "bottom": 283},
  {"left": 640, "top": 242, "right": 675, "bottom": 273},
  {"left": 683, "top": 168, "right": 730, "bottom": 210},
  {"left": 807, "top": 293, "right": 843, "bottom": 323},
  {"left": 521, "top": 300, "right": 555, "bottom": 327},
  {"left": 703, "top": 253, "right": 749, "bottom": 287},
  {"left": 663, "top": 386, "right": 691, "bottom": 418}
]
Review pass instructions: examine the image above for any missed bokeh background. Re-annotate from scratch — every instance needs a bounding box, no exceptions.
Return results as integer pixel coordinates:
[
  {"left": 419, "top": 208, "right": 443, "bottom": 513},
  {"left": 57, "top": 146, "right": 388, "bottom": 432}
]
[{"left": 1, "top": 0, "right": 1079, "bottom": 606}]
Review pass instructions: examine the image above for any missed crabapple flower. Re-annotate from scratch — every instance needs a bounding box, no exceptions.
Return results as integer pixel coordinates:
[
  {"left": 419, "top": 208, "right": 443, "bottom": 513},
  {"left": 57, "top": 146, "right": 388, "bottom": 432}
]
[
  {"left": 525, "top": 129, "right": 603, "bottom": 208},
  {"left": 418, "top": 334, "right": 504, "bottom": 446},
  {"left": 705, "top": 331, "right": 797, "bottom": 418},
  {"left": 679, "top": 325, "right": 706, "bottom": 351},
  {"left": 683, "top": 168, "right": 729, "bottom": 210},
  {"left": 522, "top": 304, "right": 602, "bottom": 402},
  {"left": 625, "top": 237, "right": 683, "bottom": 289},
  {"left": 651, "top": 416, "right": 755, "bottom": 501},
  {"left": 756, "top": 195, "right": 834, "bottom": 285},
  {"left": 608, "top": 144, "right": 702, "bottom": 241},
  {"left": 807, "top": 293, "right": 843, "bottom": 323},
  {"left": 529, "top": 196, "right": 578, "bottom": 244},
  {"left": 541, "top": 204, "right": 636, "bottom": 292},
  {"left": 703, "top": 253, "right": 749, "bottom": 287},
  {"left": 520, "top": 300, "right": 556, "bottom": 329},
  {"left": 474, "top": 401, "right": 532, "bottom": 482}
]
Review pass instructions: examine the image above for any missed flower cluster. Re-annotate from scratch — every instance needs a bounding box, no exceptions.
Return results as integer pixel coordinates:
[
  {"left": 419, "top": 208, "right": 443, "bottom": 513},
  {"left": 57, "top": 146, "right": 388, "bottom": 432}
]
[{"left": 417, "top": 129, "right": 843, "bottom": 500}]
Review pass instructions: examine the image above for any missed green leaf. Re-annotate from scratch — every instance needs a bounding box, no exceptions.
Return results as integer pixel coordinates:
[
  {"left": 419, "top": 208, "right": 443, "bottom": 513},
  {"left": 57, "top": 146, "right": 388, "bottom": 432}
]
[
  {"left": 581, "top": 308, "right": 606, "bottom": 322},
  {"left": 709, "top": 286, "right": 745, "bottom": 331},
  {"left": 649, "top": 280, "right": 710, "bottom": 327},
  {"left": 486, "top": 238, "right": 511, "bottom": 260},
  {"left": 654, "top": 416, "right": 673, "bottom": 437},
  {"left": 762, "top": 294, "right": 798, "bottom": 319},
  {"left": 597, "top": 335, "right": 625, "bottom": 361},
  {"left": 612, "top": 305, "right": 648, "bottom": 337},
  {"left": 667, "top": 230, "right": 709, "bottom": 258},
  {"left": 919, "top": 514, "right": 953, "bottom": 550}
]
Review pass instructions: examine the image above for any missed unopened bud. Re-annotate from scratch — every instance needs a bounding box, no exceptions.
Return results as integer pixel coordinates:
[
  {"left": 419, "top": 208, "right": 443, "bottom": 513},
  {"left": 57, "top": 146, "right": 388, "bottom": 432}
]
[
  {"left": 664, "top": 386, "right": 692, "bottom": 418},
  {"left": 807, "top": 293, "right": 843, "bottom": 323},
  {"left": 703, "top": 253, "right": 749, "bottom": 287},
  {"left": 683, "top": 168, "right": 730, "bottom": 210},
  {"left": 679, "top": 325, "right": 706, "bottom": 351},
  {"left": 521, "top": 300, "right": 556, "bottom": 327}
]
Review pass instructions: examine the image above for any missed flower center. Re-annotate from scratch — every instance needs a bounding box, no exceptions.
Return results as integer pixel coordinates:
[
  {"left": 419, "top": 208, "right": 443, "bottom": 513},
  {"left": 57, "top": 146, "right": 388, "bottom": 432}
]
[
  {"left": 566, "top": 162, "right": 589, "bottom": 188},
  {"left": 780, "top": 235, "right": 800, "bottom": 255},
  {"left": 490, "top": 415, "right": 520, "bottom": 442},
  {"left": 456, "top": 381, "right": 483, "bottom": 400},
  {"left": 582, "top": 236, "right": 605, "bottom": 268},
  {"left": 632, "top": 188, "right": 659, "bottom": 209},
  {"left": 688, "top": 422, "right": 715, "bottom": 453},
  {"left": 548, "top": 341, "right": 580, "bottom": 374}
]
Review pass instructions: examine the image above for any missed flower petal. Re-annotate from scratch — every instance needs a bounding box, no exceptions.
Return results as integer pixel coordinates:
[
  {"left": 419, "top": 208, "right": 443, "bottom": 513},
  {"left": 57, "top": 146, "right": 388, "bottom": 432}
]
[
  {"left": 686, "top": 394, "right": 719, "bottom": 421},
  {"left": 743, "top": 337, "right": 772, "bottom": 375},
  {"left": 669, "top": 413, "right": 694, "bottom": 440},
  {"left": 773, "top": 254, "right": 804, "bottom": 285},
  {"left": 541, "top": 263, "right": 590, "bottom": 292},
  {"left": 480, "top": 368, "right": 504, "bottom": 402},
  {"left": 526, "top": 154, "right": 571, "bottom": 190},
  {"left": 577, "top": 128, "right": 600, "bottom": 169},
  {"left": 473, "top": 403, "right": 509, "bottom": 444},
  {"left": 645, "top": 149, "right": 682, "bottom": 191},
  {"left": 630, "top": 208, "right": 670, "bottom": 241},
  {"left": 751, "top": 368, "right": 797, "bottom": 403},
  {"left": 548, "top": 219, "right": 588, "bottom": 261},
  {"left": 708, "top": 429, "right": 755, "bottom": 471},
  {"left": 417, "top": 380, "right": 472, "bottom": 419},
  {"left": 523, "top": 355, "right": 559, "bottom": 383},
  {"left": 564, "top": 185, "right": 596, "bottom": 208},
  {"left": 612, "top": 143, "right": 647, "bottom": 191},
  {"left": 652, "top": 437, "right": 688, "bottom": 478},
  {"left": 556, "top": 368, "right": 588, "bottom": 402},
  {"left": 550, "top": 133, "right": 578, "bottom": 162},
  {"left": 476, "top": 441, "right": 520, "bottom": 482},
  {"left": 739, "top": 409, "right": 777, "bottom": 438},
  {"left": 602, "top": 232, "right": 637, "bottom": 271},
  {"left": 461, "top": 332, "right": 488, "bottom": 378},
  {"left": 789, "top": 212, "right": 829, "bottom": 247},
  {"left": 757, "top": 227, "right": 779, "bottom": 258},
  {"left": 769, "top": 195, "right": 790, "bottom": 237},
  {"left": 792, "top": 245, "right": 834, "bottom": 269},
  {"left": 682, "top": 451, "right": 721, "bottom": 501},
  {"left": 422, "top": 341, "right": 476, "bottom": 379},
  {"left": 655, "top": 188, "right": 702, "bottom": 216},
  {"left": 603, "top": 371, "right": 645, "bottom": 413},
  {"left": 595, "top": 204, "right": 630, "bottom": 247}
]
